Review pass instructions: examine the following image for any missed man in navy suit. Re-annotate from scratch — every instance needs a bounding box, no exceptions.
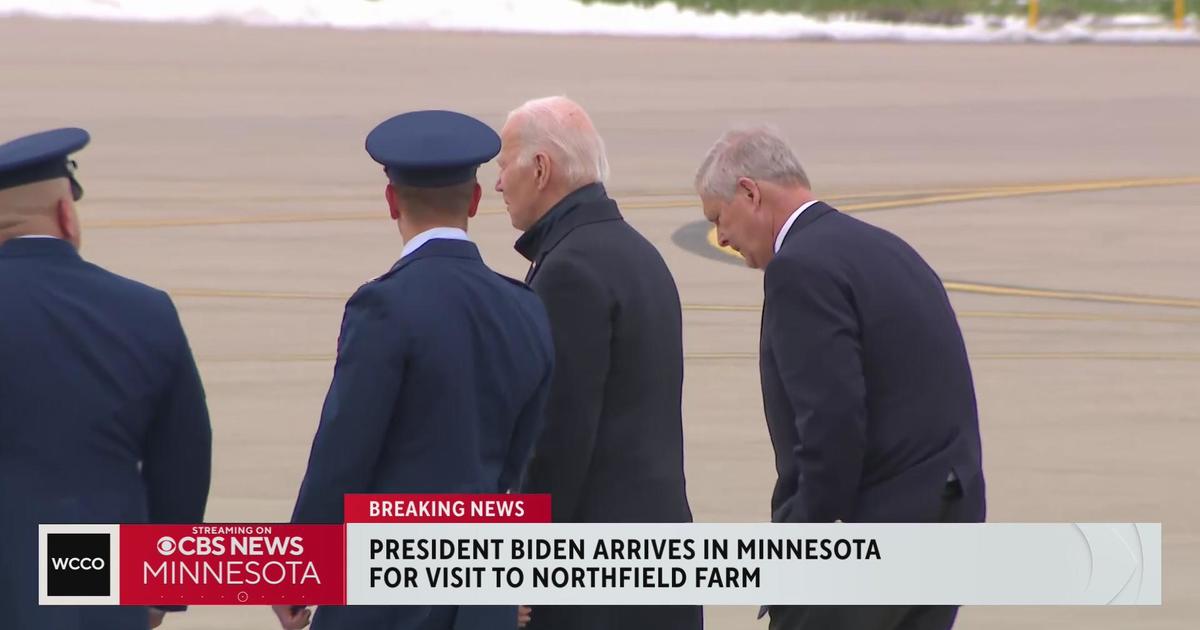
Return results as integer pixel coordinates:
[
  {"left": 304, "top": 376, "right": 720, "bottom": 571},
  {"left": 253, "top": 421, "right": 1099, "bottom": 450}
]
[
  {"left": 694, "top": 126, "right": 985, "bottom": 630},
  {"left": 276, "top": 111, "right": 555, "bottom": 630},
  {"left": 0, "top": 128, "right": 212, "bottom": 630}
]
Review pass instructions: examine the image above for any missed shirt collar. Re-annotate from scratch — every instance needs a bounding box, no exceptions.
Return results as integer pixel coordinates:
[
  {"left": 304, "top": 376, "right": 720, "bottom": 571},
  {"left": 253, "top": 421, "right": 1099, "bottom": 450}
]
[
  {"left": 514, "top": 182, "right": 607, "bottom": 262},
  {"left": 0, "top": 235, "right": 79, "bottom": 259},
  {"left": 400, "top": 226, "right": 470, "bottom": 259},
  {"left": 774, "top": 199, "right": 822, "bottom": 254},
  {"left": 15, "top": 234, "right": 60, "bottom": 239}
]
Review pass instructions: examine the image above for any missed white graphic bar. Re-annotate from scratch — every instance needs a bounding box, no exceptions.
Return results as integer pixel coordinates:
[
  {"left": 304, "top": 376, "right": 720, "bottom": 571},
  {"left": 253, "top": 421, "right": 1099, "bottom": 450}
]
[{"left": 346, "top": 523, "right": 1160, "bottom": 606}]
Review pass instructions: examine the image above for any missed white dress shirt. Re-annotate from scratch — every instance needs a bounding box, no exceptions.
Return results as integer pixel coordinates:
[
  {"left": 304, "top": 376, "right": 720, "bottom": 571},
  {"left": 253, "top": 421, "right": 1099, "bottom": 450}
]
[
  {"left": 773, "top": 200, "right": 822, "bottom": 254},
  {"left": 400, "top": 226, "right": 470, "bottom": 259}
]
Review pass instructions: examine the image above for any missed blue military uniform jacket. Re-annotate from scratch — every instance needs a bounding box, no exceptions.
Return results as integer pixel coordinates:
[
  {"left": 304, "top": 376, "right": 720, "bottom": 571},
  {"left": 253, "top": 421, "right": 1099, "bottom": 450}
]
[
  {"left": 0, "top": 237, "right": 212, "bottom": 630},
  {"left": 291, "top": 238, "right": 554, "bottom": 630}
]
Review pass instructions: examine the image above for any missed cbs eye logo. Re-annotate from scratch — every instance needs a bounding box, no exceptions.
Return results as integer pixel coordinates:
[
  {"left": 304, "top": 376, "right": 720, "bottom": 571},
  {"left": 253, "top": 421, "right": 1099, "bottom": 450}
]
[
  {"left": 46, "top": 533, "right": 111, "bottom": 597},
  {"left": 157, "top": 536, "right": 177, "bottom": 556}
]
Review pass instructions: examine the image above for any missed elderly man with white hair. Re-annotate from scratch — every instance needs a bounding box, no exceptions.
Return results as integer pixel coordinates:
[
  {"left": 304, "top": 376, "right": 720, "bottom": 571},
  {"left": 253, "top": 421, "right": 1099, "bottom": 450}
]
[
  {"left": 496, "top": 96, "right": 702, "bottom": 630},
  {"left": 695, "top": 126, "right": 986, "bottom": 630}
]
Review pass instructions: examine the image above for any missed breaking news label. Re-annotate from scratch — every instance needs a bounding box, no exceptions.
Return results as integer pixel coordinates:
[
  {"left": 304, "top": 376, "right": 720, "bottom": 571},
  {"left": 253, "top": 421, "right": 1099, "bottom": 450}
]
[{"left": 39, "top": 495, "right": 1161, "bottom": 607}]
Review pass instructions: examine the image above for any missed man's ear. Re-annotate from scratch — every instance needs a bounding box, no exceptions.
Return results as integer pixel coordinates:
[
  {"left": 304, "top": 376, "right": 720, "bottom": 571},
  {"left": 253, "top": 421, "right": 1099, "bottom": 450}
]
[
  {"left": 57, "top": 196, "right": 81, "bottom": 249},
  {"left": 385, "top": 183, "right": 401, "bottom": 221},
  {"left": 467, "top": 183, "right": 482, "bottom": 219},
  {"left": 534, "top": 153, "right": 552, "bottom": 192},
  {"left": 737, "top": 177, "right": 760, "bottom": 208}
]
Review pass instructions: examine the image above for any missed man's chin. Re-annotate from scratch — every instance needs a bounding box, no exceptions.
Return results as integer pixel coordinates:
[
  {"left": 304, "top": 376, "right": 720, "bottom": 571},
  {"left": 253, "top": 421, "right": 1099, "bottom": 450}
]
[{"left": 746, "top": 253, "right": 771, "bottom": 271}]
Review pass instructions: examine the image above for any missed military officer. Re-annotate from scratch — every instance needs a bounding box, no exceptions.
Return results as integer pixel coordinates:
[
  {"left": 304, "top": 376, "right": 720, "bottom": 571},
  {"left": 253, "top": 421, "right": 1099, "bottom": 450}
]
[
  {"left": 277, "top": 111, "right": 555, "bottom": 630},
  {"left": 0, "top": 127, "right": 212, "bottom": 630}
]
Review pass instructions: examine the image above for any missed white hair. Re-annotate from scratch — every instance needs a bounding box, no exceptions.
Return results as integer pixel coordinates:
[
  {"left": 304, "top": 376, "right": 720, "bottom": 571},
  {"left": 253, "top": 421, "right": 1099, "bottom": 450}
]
[
  {"left": 694, "top": 125, "right": 809, "bottom": 200},
  {"left": 506, "top": 96, "right": 610, "bottom": 189}
]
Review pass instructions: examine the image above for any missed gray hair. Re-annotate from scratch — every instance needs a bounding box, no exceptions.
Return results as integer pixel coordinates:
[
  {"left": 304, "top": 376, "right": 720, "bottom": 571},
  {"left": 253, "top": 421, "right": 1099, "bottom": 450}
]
[
  {"left": 694, "top": 126, "right": 810, "bottom": 200},
  {"left": 506, "top": 96, "right": 610, "bottom": 189}
]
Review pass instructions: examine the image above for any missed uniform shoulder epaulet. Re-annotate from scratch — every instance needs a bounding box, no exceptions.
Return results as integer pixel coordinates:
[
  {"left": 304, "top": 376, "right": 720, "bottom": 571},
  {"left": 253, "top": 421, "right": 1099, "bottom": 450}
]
[
  {"left": 362, "top": 257, "right": 410, "bottom": 288},
  {"left": 494, "top": 272, "right": 533, "bottom": 292},
  {"left": 355, "top": 274, "right": 385, "bottom": 294}
]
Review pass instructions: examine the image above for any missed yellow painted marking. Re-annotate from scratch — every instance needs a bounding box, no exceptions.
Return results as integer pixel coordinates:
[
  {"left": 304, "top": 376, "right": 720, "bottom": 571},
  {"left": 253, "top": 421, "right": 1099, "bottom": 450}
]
[
  {"left": 684, "top": 351, "right": 1200, "bottom": 362},
  {"left": 86, "top": 207, "right": 518, "bottom": 229},
  {"left": 692, "top": 247, "right": 1200, "bottom": 308},
  {"left": 682, "top": 304, "right": 1200, "bottom": 324},
  {"left": 978, "top": 352, "right": 1200, "bottom": 361},
  {"left": 104, "top": 177, "right": 1180, "bottom": 206},
  {"left": 703, "top": 176, "right": 1200, "bottom": 310},
  {"left": 198, "top": 351, "right": 1200, "bottom": 364},
  {"left": 841, "top": 177, "right": 1200, "bottom": 213},
  {"left": 88, "top": 212, "right": 382, "bottom": 229},
  {"left": 943, "top": 282, "right": 1200, "bottom": 310},
  {"left": 681, "top": 303, "right": 761, "bottom": 312},
  {"left": 708, "top": 175, "right": 1200, "bottom": 258},
  {"left": 86, "top": 176, "right": 1200, "bottom": 230},
  {"left": 167, "top": 290, "right": 1200, "bottom": 323},
  {"left": 89, "top": 193, "right": 371, "bottom": 204},
  {"left": 684, "top": 352, "right": 758, "bottom": 361},
  {"left": 171, "top": 288, "right": 346, "bottom": 301},
  {"left": 80, "top": 184, "right": 1008, "bottom": 210},
  {"left": 201, "top": 353, "right": 334, "bottom": 364},
  {"left": 957, "top": 310, "right": 1200, "bottom": 324}
]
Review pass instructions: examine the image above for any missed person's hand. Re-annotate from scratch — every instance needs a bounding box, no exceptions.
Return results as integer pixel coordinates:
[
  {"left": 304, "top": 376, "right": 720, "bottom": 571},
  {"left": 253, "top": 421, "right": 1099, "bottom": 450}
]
[
  {"left": 148, "top": 607, "right": 166, "bottom": 629},
  {"left": 272, "top": 605, "right": 312, "bottom": 629},
  {"left": 518, "top": 605, "right": 532, "bottom": 628}
]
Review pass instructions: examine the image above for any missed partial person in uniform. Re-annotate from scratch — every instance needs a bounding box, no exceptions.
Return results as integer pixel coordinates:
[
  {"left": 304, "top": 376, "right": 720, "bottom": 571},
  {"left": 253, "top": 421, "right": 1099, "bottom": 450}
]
[
  {"left": 274, "top": 111, "right": 555, "bottom": 630},
  {"left": 496, "top": 96, "right": 702, "bottom": 630},
  {"left": 694, "top": 126, "right": 986, "bottom": 630},
  {"left": 0, "top": 128, "right": 212, "bottom": 630}
]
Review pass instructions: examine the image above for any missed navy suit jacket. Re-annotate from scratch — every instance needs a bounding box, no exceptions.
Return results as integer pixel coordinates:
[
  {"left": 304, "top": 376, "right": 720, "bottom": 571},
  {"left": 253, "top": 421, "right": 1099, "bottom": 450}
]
[
  {"left": 0, "top": 237, "right": 212, "bottom": 630},
  {"left": 291, "top": 239, "right": 554, "bottom": 630},
  {"left": 760, "top": 203, "right": 985, "bottom": 525}
]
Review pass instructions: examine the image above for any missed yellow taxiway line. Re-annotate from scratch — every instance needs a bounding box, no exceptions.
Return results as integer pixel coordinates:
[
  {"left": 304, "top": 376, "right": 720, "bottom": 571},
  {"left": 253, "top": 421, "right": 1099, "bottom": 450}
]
[
  {"left": 941, "top": 281, "right": 1200, "bottom": 309},
  {"left": 167, "top": 288, "right": 1200, "bottom": 321},
  {"left": 682, "top": 351, "right": 1200, "bottom": 362},
  {"left": 86, "top": 175, "right": 1200, "bottom": 230},
  {"left": 706, "top": 175, "right": 1200, "bottom": 256},
  {"left": 198, "top": 350, "right": 1200, "bottom": 364},
  {"left": 681, "top": 304, "right": 1200, "bottom": 324},
  {"left": 700, "top": 176, "right": 1200, "bottom": 310}
]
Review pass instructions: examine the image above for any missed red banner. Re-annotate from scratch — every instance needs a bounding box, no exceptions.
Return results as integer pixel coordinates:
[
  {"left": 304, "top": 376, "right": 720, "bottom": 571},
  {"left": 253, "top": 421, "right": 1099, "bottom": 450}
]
[
  {"left": 102, "top": 495, "right": 548, "bottom": 605},
  {"left": 344, "top": 494, "right": 551, "bottom": 523},
  {"left": 119, "top": 524, "right": 344, "bottom": 606}
]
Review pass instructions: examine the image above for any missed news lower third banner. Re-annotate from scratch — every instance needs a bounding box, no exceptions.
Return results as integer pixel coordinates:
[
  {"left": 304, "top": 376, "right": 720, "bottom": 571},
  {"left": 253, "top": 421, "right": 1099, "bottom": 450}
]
[{"left": 40, "top": 495, "right": 1161, "bottom": 607}]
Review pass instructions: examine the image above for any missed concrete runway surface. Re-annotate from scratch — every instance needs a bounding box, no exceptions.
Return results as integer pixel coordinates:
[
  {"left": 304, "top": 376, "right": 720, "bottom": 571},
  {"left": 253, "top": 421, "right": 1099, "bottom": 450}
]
[{"left": 2, "top": 17, "right": 1197, "bottom": 629}]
